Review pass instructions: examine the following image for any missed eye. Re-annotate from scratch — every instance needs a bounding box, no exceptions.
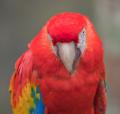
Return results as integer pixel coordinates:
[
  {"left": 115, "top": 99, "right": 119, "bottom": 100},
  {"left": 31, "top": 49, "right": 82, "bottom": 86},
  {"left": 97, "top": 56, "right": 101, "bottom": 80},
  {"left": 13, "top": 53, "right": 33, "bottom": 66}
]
[{"left": 77, "top": 28, "right": 86, "bottom": 54}]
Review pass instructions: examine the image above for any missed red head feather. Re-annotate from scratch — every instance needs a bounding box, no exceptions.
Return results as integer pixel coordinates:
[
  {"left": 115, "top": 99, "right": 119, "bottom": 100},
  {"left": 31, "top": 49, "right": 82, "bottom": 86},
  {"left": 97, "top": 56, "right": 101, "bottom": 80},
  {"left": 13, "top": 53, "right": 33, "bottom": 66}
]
[{"left": 47, "top": 12, "right": 86, "bottom": 44}]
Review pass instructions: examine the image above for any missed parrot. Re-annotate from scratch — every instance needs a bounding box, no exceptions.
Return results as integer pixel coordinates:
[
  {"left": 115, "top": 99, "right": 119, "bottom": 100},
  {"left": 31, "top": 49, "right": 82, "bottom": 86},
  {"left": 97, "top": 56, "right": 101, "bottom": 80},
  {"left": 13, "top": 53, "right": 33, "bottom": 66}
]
[{"left": 9, "top": 12, "right": 107, "bottom": 114}]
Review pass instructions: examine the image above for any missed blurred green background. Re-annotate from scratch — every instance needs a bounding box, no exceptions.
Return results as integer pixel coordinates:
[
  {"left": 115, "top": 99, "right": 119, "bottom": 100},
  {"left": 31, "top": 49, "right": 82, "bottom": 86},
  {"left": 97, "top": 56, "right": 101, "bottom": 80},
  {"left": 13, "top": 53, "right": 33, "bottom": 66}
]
[{"left": 0, "top": 0, "right": 120, "bottom": 114}]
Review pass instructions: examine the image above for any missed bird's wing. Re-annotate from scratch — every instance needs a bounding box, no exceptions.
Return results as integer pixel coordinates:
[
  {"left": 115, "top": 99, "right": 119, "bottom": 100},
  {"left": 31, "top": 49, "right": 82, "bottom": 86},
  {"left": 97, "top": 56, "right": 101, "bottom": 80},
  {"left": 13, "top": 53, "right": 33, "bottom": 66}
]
[
  {"left": 9, "top": 50, "right": 45, "bottom": 114},
  {"left": 94, "top": 63, "right": 107, "bottom": 114}
]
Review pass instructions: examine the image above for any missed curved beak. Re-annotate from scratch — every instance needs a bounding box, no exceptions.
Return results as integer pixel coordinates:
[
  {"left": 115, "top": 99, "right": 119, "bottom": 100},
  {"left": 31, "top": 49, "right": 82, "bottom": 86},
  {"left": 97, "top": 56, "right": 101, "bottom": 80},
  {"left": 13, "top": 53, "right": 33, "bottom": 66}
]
[{"left": 57, "top": 42, "right": 81, "bottom": 73}]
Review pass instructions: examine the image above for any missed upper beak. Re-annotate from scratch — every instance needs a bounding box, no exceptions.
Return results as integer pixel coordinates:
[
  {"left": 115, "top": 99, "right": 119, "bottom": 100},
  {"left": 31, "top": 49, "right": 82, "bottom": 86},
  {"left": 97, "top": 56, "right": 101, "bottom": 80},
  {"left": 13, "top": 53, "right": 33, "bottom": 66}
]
[{"left": 57, "top": 42, "right": 81, "bottom": 73}]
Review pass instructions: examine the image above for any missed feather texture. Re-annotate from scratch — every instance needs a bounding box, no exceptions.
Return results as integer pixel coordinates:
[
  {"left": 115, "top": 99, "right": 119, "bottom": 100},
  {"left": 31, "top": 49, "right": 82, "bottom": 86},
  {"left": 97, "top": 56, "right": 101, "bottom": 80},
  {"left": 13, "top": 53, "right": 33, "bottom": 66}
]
[
  {"left": 9, "top": 50, "right": 45, "bottom": 114},
  {"left": 10, "top": 12, "right": 107, "bottom": 114}
]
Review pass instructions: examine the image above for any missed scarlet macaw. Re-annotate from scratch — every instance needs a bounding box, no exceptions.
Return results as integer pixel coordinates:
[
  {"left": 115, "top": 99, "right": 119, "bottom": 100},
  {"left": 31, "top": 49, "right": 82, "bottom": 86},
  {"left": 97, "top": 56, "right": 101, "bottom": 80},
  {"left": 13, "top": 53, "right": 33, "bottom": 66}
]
[{"left": 9, "top": 12, "right": 107, "bottom": 114}]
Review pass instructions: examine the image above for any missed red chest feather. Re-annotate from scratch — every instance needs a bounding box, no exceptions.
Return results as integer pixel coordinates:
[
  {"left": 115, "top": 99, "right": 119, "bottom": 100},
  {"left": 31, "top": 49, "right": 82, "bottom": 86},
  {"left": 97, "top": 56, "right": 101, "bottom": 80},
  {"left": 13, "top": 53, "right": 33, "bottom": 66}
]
[{"left": 40, "top": 71, "right": 99, "bottom": 114}]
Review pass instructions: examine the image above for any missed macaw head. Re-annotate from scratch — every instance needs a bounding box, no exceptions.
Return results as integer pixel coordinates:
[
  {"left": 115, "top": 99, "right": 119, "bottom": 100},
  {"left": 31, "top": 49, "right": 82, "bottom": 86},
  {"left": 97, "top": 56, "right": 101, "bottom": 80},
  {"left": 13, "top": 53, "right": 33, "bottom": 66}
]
[
  {"left": 30, "top": 12, "right": 103, "bottom": 75},
  {"left": 47, "top": 12, "right": 103, "bottom": 73}
]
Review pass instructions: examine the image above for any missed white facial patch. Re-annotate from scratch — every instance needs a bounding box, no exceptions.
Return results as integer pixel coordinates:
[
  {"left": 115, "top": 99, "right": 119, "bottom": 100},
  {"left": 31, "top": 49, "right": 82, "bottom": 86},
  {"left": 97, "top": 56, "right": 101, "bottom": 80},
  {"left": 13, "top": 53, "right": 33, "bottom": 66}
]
[
  {"left": 48, "top": 34, "right": 58, "bottom": 55},
  {"left": 77, "top": 28, "right": 86, "bottom": 54}
]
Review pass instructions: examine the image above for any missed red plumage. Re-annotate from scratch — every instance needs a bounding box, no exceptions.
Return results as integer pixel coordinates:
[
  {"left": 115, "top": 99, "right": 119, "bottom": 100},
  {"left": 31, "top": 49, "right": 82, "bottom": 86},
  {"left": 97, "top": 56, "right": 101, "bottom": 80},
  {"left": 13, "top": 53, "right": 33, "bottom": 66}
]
[
  {"left": 10, "top": 12, "right": 107, "bottom": 114},
  {"left": 48, "top": 12, "right": 85, "bottom": 44}
]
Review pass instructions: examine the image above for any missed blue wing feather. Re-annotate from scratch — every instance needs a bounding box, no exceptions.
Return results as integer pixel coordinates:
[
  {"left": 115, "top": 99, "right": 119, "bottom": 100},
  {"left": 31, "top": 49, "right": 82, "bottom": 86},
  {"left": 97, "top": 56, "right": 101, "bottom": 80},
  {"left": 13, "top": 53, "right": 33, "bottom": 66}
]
[{"left": 30, "top": 86, "right": 45, "bottom": 114}]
